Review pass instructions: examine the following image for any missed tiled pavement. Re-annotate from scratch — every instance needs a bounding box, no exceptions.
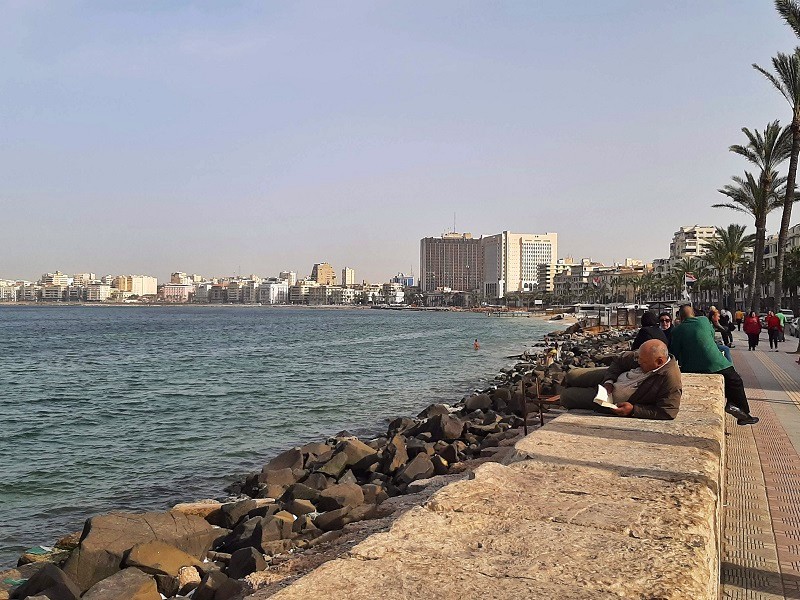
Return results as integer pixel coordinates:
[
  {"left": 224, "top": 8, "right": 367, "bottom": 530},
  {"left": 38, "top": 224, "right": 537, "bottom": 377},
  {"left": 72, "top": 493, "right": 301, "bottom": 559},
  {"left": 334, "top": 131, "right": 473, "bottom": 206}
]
[{"left": 722, "top": 329, "right": 800, "bottom": 599}]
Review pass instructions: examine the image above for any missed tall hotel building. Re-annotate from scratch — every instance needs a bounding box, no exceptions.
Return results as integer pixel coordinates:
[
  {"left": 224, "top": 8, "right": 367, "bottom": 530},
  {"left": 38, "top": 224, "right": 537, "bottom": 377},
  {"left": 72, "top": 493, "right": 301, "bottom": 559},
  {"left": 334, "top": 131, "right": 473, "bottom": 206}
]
[
  {"left": 482, "top": 232, "right": 558, "bottom": 299},
  {"left": 420, "top": 233, "right": 483, "bottom": 292}
]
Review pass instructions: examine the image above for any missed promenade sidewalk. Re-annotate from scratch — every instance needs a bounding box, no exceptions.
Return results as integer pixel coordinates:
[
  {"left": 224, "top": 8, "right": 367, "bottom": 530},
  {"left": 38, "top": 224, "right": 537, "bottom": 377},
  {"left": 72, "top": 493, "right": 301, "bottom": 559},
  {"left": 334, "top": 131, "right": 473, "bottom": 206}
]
[{"left": 722, "top": 328, "right": 800, "bottom": 599}]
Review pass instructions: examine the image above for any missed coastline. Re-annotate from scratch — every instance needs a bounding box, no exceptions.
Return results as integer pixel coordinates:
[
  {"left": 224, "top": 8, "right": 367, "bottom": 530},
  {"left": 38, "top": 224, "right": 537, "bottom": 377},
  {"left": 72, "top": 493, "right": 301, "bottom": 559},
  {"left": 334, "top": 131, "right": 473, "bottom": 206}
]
[{"left": 1, "top": 316, "right": 634, "bottom": 599}]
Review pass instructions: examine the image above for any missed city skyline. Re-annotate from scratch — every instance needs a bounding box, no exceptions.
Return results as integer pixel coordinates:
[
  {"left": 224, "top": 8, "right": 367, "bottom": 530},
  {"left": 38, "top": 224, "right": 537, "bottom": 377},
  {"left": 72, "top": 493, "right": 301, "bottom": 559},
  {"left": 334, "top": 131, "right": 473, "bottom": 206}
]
[{"left": 1, "top": 2, "right": 796, "bottom": 281}]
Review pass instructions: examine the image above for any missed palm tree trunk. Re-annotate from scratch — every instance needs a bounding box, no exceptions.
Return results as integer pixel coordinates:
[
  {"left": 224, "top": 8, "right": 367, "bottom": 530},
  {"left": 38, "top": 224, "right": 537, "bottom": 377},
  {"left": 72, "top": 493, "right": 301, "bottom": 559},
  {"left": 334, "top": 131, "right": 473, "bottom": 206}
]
[
  {"left": 753, "top": 216, "right": 767, "bottom": 314},
  {"left": 775, "top": 123, "right": 800, "bottom": 313}
]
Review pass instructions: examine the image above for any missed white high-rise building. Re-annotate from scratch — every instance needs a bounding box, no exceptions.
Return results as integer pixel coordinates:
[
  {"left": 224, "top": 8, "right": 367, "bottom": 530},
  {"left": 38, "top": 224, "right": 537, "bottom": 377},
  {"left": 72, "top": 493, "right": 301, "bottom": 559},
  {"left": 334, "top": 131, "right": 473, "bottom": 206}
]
[
  {"left": 342, "top": 267, "right": 356, "bottom": 286},
  {"left": 279, "top": 271, "right": 297, "bottom": 286},
  {"left": 482, "top": 232, "right": 558, "bottom": 299}
]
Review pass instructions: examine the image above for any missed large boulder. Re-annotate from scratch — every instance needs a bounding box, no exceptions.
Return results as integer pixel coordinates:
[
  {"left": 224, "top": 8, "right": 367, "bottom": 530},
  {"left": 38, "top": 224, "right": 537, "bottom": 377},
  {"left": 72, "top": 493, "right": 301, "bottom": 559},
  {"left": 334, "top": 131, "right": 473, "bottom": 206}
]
[
  {"left": 258, "top": 467, "right": 298, "bottom": 487},
  {"left": 62, "top": 511, "right": 224, "bottom": 593},
  {"left": 171, "top": 501, "right": 225, "bottom": 527},
  {"left": 82, "top": 568, "right": 159, "bottom": 600},
  {"left": 219, "top": 499, "right": 258, "bottom": 529},
  {"left": 256, "top": 512, "right": 295, "bottom": 550},
  {"left": 123, "top": 540, "right": 206, "bottom": 577},
  {"left": 420, "top": 414, "right": 464, "bottom": 442},
  {"left": 316, "top": 483, "right": 364, "bottom": 512},
  {"left": 396, "top": 453, "right": 435, "bottom": 484},
  {"left": 335, "top": 439, "right": 379, "bottom": 471},
  {"left": 194, "top": 570, "right": 244, "bottom": 600},
  {"left": 382, "top": 435, "right": 409, "bottom": 473},
  {"left": 465, "top": 393, "right": 491, "bottom": 411},
  {"left": 9, "top": 563, "right": 80, "bottom": 600},
  {"left": 315, "top": 451, "right": 349, "bottom": 479},
  {"left": 416, "top": 404, "right": 450, "bottom": 419},
  {"left": 226, "top": 547, "right": 266, "bottom": 580},
  {"left": 265, "top": 448, "right": 304, "bottom": 471}
]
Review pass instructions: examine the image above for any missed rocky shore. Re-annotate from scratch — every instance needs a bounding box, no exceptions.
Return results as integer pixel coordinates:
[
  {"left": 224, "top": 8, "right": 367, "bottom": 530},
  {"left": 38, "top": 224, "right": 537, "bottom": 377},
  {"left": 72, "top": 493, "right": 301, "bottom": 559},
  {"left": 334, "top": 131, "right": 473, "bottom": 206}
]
[{"left": 1, "top": 322, "right": 636, "bottom": 600}]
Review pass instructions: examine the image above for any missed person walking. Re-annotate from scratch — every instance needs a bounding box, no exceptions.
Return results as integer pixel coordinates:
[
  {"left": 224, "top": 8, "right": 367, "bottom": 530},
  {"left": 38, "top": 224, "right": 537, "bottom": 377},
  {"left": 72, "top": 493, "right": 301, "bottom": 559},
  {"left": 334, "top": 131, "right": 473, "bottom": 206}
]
[
  {"left": 743, "top": 311, "right": 762, "bottom": 351},
  {"left": 735, "top": 309, "right": 745, "bottom": 331},
  {"left": 766, "top": 311, "right": 781, "bottom": 352},
  {"left": 776, "top": 309, "right": 787, "bottom": 342}
]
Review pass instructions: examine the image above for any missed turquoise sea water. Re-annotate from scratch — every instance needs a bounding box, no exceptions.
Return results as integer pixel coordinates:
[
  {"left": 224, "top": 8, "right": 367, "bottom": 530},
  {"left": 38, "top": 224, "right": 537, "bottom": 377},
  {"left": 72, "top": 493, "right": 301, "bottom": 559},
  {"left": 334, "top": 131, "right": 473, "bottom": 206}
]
[{"left": 0, "top": 306, "right": 556, "bottom": 567}]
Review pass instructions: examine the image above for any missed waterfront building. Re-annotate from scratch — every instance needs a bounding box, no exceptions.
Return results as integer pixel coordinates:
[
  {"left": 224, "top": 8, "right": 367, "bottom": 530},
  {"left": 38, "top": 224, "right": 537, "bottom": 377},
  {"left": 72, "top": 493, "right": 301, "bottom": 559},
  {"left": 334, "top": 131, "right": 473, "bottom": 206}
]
[
  {"left": 86, "top": 283, "right": 111, "bottom": 302},
  {"left": 240, "top": 281, "right": 259, "bottom": 304},
  {"left": 0, "top": 283, "right": 17, "bottom": 302},
  {"left": 207, "top": 284, "right": 227, "bottom": 304},
  {"left": 311, "top": 263, "right": 336, "bottom": 286},
  {"left": 391, "top": 273, "right": 414, "bottom": 287},
  {"left": 170, "top": 272, "right": 191, "bottom": 285},
  {"left": 668, "top": 225, "right": 719, "bottom": 269},
  {"left": 72, "top": 273, "right": 96, "bottom": 286},
  {"left": 420, "top": 232, "right": 483, "bottom": 292},
  {"left": 482, "top": 231, "right": 558, "bottom": 299},
  {"left": 41, "top": 271, "right": 69, "bottom": 286},
  {"left": 537, "top": 260, "right": 572, "bottom": 294},
  {"left": 18, "top": 284, "right": 41, "bottom": 302},
  {"left": 552, "top": 259, "right": 606, "bottom": 301},
  {"left": 342, "top": 267, "right": 356, "bottom": 287},
  {"left": 159, "top": 283, "right": 193, "bottom": 303},
  {"left": 382, "top": 282, "right": 405, "bottom": 304},
  {"left": 329, "top": 286, "right": 357, "bottom": 305},
  {"left": 42, "top": 285, "right": 68, "bottom": 301},
  {"left": 259, "top": 280, "right": 289, "bottom": 304},
  {"left": 279, "top": 271, "right": 297, "bottom": 286},
  {"left": 309, "top": 285, "right": 334, "bottom": 305},
  {"left": 114, "top": 275, "right": 157, "bottom": 296},
  {"left": 289, "top": 280, "right": 318, "bottom": 304},
  {"left": 358, "top": 283, "right": 382, "bottom": 304},
  {"left": 226, "top": 281, "right": 243, "bottom": 303}
]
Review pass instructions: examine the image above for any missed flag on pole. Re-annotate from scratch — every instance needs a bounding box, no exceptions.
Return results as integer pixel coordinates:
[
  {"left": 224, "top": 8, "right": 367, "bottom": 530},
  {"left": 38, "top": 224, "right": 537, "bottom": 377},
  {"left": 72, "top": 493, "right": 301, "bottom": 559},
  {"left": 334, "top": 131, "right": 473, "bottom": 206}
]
[{"left": 684, "top": 273, "right": 697, "bottom": 286}]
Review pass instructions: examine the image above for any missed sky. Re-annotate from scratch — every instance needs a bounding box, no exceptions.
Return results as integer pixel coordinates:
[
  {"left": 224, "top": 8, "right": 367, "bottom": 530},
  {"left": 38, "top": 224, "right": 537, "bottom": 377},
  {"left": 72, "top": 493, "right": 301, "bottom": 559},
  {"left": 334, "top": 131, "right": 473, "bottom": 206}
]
[{"left": 1, "top": 0, "right": 798, "bottom": 283}]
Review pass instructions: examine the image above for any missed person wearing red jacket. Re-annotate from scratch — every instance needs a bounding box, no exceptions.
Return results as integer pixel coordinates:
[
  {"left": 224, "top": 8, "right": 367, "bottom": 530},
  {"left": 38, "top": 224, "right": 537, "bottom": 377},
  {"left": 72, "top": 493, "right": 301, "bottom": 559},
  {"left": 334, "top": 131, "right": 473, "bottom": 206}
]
[
  {"left": 766, "top": 311, "right": 782, "bottom": 352},
  {"left": 743, "top": 311, "right": 762, "bottom": 351}
]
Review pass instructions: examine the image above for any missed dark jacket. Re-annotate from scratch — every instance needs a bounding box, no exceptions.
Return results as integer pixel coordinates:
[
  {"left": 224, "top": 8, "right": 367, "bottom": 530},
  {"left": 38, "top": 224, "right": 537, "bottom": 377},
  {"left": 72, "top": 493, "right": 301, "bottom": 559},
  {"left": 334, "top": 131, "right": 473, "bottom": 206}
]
[
  {"left": 631, "top": 325, "right": 669, "bottom": 351},
  {"left": 604, "top": 351, "right": 682, "bottom": 420}
]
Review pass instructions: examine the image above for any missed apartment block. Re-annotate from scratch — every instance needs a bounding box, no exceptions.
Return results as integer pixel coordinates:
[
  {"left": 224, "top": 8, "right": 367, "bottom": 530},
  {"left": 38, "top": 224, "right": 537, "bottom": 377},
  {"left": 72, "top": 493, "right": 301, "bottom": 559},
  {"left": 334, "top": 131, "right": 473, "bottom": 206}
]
[
  {"left": 342, "top": 267, "right": 356, "bottom": 286},
  {"left": 259, "top": 280, "right": 289, "bottom": 304},
  {"left": 86, "top": 283, "right": 111, "bottom": 302},
  {"left": 482, "top": 231, "right": 558, "bottom": 299},
  {"left": 311, "top": 263, "right": 336, "bottom": 285},
  {"left": 420, "top": 232, "right": 483, "bottom": 292},
  {"left": 41, "top": 271, "right": 69, "bottom": 286},
  {"left": 279, "top": 271, "right": 297, "bottom": 286}
]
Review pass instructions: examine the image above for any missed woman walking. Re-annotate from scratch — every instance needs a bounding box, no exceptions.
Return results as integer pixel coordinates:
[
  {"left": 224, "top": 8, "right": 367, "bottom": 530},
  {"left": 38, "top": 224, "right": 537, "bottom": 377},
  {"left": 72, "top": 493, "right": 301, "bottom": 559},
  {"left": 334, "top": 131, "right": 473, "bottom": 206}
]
[
  {"left": 766, "top": 311, "right": 781, "bottom": 352},
  {"left": 743, "top": 311, "right": 762, "bottom": 351}
]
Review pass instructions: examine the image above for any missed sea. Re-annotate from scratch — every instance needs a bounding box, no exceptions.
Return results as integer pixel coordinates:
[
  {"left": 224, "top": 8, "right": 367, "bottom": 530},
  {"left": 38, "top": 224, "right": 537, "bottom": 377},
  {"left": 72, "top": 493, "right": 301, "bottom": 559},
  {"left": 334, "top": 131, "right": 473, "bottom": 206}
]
[{"left": 0, "top": 305, "right": 557, "bottom": 567}]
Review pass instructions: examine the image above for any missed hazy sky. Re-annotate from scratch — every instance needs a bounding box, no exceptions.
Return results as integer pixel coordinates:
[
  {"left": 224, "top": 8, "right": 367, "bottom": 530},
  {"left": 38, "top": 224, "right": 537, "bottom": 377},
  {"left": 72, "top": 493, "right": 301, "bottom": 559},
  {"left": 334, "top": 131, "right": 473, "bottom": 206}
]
[{"left": 1, "top": 0, "right": 798, "bottom": 282}]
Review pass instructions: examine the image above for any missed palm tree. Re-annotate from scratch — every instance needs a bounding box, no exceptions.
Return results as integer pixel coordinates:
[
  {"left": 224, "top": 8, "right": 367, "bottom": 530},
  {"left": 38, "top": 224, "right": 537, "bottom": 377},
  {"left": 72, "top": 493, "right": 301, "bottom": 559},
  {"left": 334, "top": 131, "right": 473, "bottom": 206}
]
[
  {"left": 703, "top": 244, "right": 728, "bottom": 308},
  {"left": 672, "top": 257, "right": 708, "bottom": 304},
  {"left": 728, "top": 121, "right": 792, "bottom": 309},
  {"left": 715, "top": 171, "right": 786, "bottom": 312},
  {"left": 753, "top": 46, "right": 800, "bottom": 308},
  {"left": 703, "top": 224, "right": 755, "bottom": 310}
]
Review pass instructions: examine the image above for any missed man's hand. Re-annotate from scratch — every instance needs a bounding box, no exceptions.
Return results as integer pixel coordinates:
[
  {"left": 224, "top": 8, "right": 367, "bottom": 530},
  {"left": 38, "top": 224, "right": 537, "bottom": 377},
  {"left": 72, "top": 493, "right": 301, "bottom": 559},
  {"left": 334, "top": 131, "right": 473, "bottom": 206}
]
[
  {"left": 603, "top": 382, "right": 615, "bottom": 395},
  {"left": 611, "top": 402, "right": 634, "bottom": 417}
]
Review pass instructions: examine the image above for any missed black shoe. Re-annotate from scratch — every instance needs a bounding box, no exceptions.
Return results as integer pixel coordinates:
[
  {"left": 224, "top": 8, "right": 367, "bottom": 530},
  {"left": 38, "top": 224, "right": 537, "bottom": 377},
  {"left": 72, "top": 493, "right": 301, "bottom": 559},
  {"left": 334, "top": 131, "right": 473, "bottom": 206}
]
[
  {"left": 725, "top": 403, "right": 747, "bottom": 419},
  {"left": 737, "top": 415, "right": 759, "bottom": 425}
]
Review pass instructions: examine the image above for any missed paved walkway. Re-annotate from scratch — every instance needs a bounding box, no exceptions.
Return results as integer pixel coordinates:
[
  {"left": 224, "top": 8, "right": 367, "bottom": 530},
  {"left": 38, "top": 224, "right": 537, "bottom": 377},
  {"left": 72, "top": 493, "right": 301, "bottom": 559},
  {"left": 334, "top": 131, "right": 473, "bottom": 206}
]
[{"left": 722, "top": 328, "right": 800, "bottom": 599}]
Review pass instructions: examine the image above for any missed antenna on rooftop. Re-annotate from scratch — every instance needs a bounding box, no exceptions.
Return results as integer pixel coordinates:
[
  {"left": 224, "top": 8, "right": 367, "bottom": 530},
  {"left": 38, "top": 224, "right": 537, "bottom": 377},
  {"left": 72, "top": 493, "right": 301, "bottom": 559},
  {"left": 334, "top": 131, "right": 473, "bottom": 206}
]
[{"left": 453, "top": 212, "right": 456, "bottom": 233}]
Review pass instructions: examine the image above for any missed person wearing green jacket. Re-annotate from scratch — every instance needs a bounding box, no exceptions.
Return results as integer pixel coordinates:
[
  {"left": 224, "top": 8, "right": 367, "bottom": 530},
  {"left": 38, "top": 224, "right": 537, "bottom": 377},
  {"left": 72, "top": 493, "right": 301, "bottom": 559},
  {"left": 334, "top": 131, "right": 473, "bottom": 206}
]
[{"left": 671, "top": 305, "right": 758, "bottom": 426}]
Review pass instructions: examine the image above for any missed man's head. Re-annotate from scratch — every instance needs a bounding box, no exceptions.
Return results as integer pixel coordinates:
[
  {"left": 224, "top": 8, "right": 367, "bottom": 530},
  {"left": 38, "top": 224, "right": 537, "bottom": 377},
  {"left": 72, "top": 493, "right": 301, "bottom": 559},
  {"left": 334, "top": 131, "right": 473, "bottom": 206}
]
[
  {"left": 679, "top": 304, "right": 695, "bottom": 321},
  {"left": 638, "top": 339, "right": 669, "bottom": 373}
]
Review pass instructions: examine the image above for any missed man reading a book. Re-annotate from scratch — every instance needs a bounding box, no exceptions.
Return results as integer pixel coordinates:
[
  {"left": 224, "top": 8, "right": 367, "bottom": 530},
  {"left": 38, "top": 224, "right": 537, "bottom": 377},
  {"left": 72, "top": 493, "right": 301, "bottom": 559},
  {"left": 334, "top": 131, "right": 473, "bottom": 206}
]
[{"left": 560, "top": 339, "right": 682, "bottom": 420}]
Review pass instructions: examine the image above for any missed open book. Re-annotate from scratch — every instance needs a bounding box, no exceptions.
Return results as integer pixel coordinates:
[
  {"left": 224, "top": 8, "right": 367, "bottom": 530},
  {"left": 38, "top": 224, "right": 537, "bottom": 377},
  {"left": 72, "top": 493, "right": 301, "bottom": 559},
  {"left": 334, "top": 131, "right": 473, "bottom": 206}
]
[{"left": 593, "top": 385, "right": 617, "bottom": 409}]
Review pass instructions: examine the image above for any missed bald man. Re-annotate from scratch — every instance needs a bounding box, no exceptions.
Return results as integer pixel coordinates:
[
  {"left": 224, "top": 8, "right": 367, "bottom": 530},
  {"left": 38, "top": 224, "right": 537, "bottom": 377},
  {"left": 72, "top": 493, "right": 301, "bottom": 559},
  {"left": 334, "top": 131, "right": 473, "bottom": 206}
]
[{"left": 561, "top": 339, "right": 682, "bottom": 420}]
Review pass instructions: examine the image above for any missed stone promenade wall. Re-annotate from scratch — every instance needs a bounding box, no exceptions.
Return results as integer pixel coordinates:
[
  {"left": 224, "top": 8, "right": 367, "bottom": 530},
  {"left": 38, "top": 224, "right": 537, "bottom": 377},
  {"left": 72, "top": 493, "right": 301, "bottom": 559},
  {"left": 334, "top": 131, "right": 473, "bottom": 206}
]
[{"left": 264, "top": 374, "right": 725, "bottom": 600}]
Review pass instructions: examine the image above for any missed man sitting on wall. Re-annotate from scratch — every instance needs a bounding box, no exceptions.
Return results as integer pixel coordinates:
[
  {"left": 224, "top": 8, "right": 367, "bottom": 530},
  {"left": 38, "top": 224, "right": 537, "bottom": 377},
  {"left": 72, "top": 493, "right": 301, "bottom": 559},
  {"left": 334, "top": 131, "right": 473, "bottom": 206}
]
[
  {"left": 670, "top": 304, "right": 758, "bottom": 426},
  {"left": 561, "top": 339, "right": 681, "bottom": 420}
]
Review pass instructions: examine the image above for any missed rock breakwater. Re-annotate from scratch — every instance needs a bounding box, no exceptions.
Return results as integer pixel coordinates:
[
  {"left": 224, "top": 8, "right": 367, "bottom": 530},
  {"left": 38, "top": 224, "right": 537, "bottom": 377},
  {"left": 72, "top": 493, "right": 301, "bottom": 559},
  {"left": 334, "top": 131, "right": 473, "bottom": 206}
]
[{"left": 1, "top": 323, "right": 637, "bottom": 600}]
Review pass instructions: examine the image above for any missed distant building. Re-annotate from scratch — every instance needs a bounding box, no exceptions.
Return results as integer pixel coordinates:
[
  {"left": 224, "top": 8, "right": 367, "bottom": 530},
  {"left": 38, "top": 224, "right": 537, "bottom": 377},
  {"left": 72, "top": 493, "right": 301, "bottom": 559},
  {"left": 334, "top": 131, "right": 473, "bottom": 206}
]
[
  {"left": 170, "top": 272, "right": 191, "bottom": 285},
  {"left": 159, "top": 284, "right": 192, "bottom": 303},
  {"left": 420, "top": 232, "right": 483, "bottom": 292},
  {"left": 311, "top": 263, "right": 336, "bottom": 286},
  {"left": 18, "top": 283, "right": 41, "bottom": 302},
  {"left": 259, "top": 280, "right": 289, "bottom": 304},
  {"left": 279, "top": 271, "right": 297, "bottom": 286},
  {"left": 86, "top": 283, "right": 111, "bottom": 302},
  {"left": 329, "top": 286, "right": 357, "bottom": 305},
  {"left": 669, "top": 226, "right": 718, "bottom": 267},
  {"left": 482, "top": 232, "right": 558, "bottom": 299},
  {"left": 41, "top": 271, "right": 69, "bottom": 286},
  {"left": 72, "top": 273, "right": 96, "bottom": 286},
  {"left": 382, "top": 283, "right": 405, "bottom": 304},
  {"left": 42, "top": 285, "right": 67, "bottom": 301},
  {"left": 290, "top": 280, "right": 318, "bottom": 304},
  {"left": 391, "top": 273, "right": 414, "bottom": 287},
  {"left": 114, "top": 275, "right": 157, "bottom": 296},
  {"left": 0, "top": 283, "right": 18, "bottom": 302},
  {"left": 342, "top": 267, "right": 356, "bottom": 286}
]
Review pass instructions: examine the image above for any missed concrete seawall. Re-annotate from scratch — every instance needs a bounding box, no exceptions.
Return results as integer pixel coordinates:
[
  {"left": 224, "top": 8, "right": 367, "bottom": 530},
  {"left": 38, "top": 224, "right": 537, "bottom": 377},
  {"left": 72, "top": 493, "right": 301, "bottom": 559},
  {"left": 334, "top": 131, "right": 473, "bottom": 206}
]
[{"left": 262, "top": 374, "right": 725, "bottom": 599}]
